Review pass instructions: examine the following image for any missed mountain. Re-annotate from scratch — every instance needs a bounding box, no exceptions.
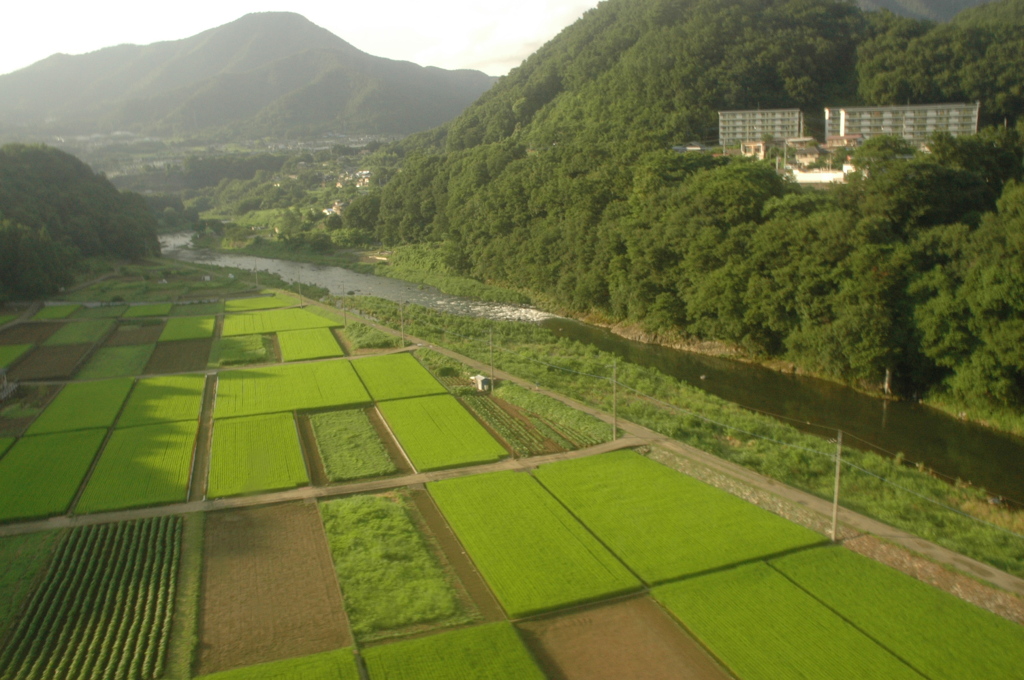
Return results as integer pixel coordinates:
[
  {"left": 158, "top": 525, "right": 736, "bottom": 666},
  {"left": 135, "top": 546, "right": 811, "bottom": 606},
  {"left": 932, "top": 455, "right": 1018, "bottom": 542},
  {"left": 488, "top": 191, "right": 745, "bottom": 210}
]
[
  {"left": 0, "top": 13, "right": 496, "bottom": 139},
  {"left": 857, "top": 0, "right": 991, "bottom": 22}
]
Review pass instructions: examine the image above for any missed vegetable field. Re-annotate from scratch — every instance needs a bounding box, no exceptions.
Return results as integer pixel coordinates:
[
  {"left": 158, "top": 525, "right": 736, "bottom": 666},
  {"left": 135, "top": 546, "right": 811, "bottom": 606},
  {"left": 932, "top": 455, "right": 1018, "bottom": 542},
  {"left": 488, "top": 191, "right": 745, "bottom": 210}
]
[
  {"left": 0, "top": 344, "right": 31, "bottom": 369},
  {"left": 493, "top": 383, "right": 609, "bottom": 448},
  {"left": 221, "top": 308, "right": 336, "bottom": 337},
  {"left": 653, "top": 562, "right": 924, "bottom": 680},
  {"left": 0, "top": 517, "right": 182, "bottom": 680},
  {"left": 42, "top": 319, "right": 115, "bottom": 346},
  {"left": 123, "top": 303, "right": 173, "bottom": 318},
  {"left": 214, "top": 360, "right": 370, "bottom": 419},
  {"left": 310, "top": 409, "right": 396, "bottom": 481},
  {"left": 208, "top": 334, "right": 274, "bottom": 367},
  {"left": 352, "top": 353, "right": 447, "bottom": 401},
  {"left": 428, "top": 471, "right": 641, "bottom": 618},
  {"left": 76, "top": 421, "right": 198, "bottom": 513},
  {"left": 461, "top": 395, "right": 560, "bottom": 455},
  {"left": 31, "top": 305, "right": 80, "bottom": 320},
  {"left": 159, "top": 316, "right": 216, "bottom": 342},
  {"left": 196, "top": 649, "right": 360, "bottom": 680},
  {"left": 76, "top": 344, "right": 155, "bottom": 379},
  {"left": 319, "top": 494, "right": 471, "bottom": 640},
  {"left": 770, "top": 547, "right": 1024, "bottom": 680},
  {"left": 208, "top": 413, "right": 308, "bottom": 497},
  {"left": 27, "top": 378, "right": 134, "bottom": 435},
  {"left": 117, "top": 374, "right": 206, "bottom": 427},
  {"left": 277, "top": 328, "right": 344, "bottom": 362},
  {"left": 534, "top": 450, "right": 825, "bottom": 583},
  {"left": 0, "top": 429, "right": 106, "bottom": 521},
  {"left": 378, "top": 395, "right": 506, "bottom": 471}
]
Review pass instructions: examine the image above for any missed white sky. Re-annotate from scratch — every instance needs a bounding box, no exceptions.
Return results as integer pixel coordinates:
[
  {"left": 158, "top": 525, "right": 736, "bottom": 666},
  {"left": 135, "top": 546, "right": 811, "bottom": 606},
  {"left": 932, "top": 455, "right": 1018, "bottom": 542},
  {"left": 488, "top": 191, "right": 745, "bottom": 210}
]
[{"left": 1, "top": 1, "right": 601, "bottom": 77}]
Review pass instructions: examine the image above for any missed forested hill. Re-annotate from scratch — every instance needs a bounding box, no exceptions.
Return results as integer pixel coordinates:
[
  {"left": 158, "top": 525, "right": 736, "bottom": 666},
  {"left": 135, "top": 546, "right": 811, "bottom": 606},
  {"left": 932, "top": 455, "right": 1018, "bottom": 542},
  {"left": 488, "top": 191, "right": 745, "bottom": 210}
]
[
  {"left": 357, "top": 0, "right": 1024, "bottom": 413},
  {"left": 0, "top": 12, "right": 495, "bottom": 140},
  {"left": 0, "top": 145, "right": 159, "bottom": 300}
]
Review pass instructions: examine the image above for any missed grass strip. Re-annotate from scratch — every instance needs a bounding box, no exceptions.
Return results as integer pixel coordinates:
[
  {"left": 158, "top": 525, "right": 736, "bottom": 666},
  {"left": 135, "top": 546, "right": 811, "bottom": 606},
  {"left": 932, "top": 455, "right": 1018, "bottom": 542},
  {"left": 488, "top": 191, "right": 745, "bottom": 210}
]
[
  {"left": 0, "top": 429, "right": 106, "bottom": 521},
  {"left": 310, "top": 409, "right": 396, "bottom": 481},
  {"left": 277, "top": 328, "right": 344, "bottom": 362},
  {"left": 118, "top": 374, "right": 206, "bottom": 427},
  {"left": 76, "top": 420, "right": 198, "bottom": 513},
  {"left": 164, "top": 514, "right": 205, "bottom": 680},
  {"left": 429, "top": 471, "right": 641, "bottom": 618},
  {"left": 361, "top": 622, "right": 545, "bottom": 680},
  {"left": 194, "top": 649, "right": 360, "bottom": 680},
  {"left": 534, "top": 450, "right": 826, "bottom": 584},
  {"left": 338, "top": 321, "right": 402, "bottom": 349},
  {"left": 320, "top": 494, "right": 472, "bottom": 640},
  {"left": 31, "top": 305, "right": 80, "bottom": 320},
  {"left": 159, "top": 316, "right": 216, "bottom": 342},
  {"left": 0, "top": 344, "right": 32, "bottom": 369},
  {"left": 352, "top": 353, "right": 447, "bottom": 402},
  {"left": 208, "top": 413, "right": 308, "bottom": 497},
  {"left": 27, "top": 377, "right": 133, "bottom": 434},
  {"left": 214, "top": 360, "right": 370, "bottom": 419},
  {"left": 42, "top": 319, "right": 114, "bottom": 346},
  {"left": 653, "top": 562, "right": 924, "bottom": 680},
  {"left": 222, "top": 308, "right": 336, "bottom": 336},
  {"left": 123, "top": 302, "right": 174, "bottom": 318},
  {"left": 76, "top": 344, "right": 155, "bottom": 379},
  {"left": 208, "top": 334, "right": 274, "bottom": 367}
]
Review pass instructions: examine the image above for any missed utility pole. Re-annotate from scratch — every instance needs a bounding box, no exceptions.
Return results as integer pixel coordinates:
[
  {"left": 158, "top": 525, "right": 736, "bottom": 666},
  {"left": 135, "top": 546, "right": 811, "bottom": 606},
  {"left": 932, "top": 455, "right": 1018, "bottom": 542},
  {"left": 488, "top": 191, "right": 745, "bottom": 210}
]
[
  {"left": 612, "top": 359, "right": 618, "bottom": 441},
  {"left": 400, "top": 302, "right": 405, "bottom": 347},
  {"left": 254, "top": 259, "right": 258, "bottom": 287},
  {"left": 339, "top": 297, "right": 347, "bottom": 326},
  {"left": 298, "top": 283, "right": 304, "bottom": 308},
  {"left": 831, "top": 430, "right": 843, "bottom": 542},
  {"left": 489, "top": 328, "right": 495, "bottom": 390}
]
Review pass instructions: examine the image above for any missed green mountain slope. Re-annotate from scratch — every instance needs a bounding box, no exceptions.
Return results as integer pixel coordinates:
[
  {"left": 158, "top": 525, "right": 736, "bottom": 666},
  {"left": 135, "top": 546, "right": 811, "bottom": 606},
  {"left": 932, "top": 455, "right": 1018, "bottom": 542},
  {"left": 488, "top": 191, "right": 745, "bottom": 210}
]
[{"left": 0, "top": 12, "right": 495, "bottom": 139}]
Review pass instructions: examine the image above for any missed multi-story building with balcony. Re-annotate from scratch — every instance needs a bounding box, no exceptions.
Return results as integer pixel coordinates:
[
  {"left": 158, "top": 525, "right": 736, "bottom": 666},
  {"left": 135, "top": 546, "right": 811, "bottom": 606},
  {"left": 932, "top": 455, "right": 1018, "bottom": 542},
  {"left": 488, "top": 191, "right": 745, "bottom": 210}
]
[
  {"left": 718, "top": 109, "right": 804, "bottom": 147},
  {"left": 824, "top": 103, "right": 979, "bottom": 145}
]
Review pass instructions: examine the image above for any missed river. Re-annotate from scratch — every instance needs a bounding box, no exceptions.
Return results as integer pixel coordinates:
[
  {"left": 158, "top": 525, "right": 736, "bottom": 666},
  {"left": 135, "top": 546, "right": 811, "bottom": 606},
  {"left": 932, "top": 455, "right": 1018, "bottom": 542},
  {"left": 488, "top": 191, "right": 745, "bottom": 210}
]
[{"left": 161, "top": 234, "right": 1024, "bottom": 502}]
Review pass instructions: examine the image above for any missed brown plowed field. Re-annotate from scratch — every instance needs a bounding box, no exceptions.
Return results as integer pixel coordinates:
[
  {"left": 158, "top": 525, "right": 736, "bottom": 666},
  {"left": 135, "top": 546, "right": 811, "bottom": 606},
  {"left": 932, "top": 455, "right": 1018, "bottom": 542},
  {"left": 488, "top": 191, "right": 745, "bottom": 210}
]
[
  {"left": 8, "top": 344, "right": 92, "bottom": 380},
  {"left": 197, "top": 502, "right": 352, "bottom": 675},
  {"left": 0, "top": 322, "right": 61, "bottom": 345},
  {"left": 104, "top": 321, "right": 164, "bottom": 346},
  {"left": 517, "top": 596, "right": 732, "bottom": 680},
  {"left": 145, "top": 338, "right": 213, "bottom": 374}
]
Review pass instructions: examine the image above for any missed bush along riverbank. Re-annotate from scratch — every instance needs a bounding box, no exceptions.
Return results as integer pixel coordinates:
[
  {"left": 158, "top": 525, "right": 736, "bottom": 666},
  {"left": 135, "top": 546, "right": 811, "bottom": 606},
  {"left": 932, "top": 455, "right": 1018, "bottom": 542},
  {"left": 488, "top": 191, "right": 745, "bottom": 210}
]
[{"left": 347, "top": 296, "right": 1024, "bottom": 578}]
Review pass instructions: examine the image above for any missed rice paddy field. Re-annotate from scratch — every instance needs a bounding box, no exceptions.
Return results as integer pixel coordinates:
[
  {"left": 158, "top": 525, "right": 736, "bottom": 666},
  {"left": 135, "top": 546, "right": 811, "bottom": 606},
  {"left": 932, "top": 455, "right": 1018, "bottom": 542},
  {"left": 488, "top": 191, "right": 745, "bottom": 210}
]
[
  {"left": 26, "top": 378, "right": 134, "bottom": 435},
  {"left": 221, "top": 308, "right": 337, "bottom": 337},
  {"left": 123, "top": 302, "right": 174, "bottom": 318},
  {"left": 351, "top": 353, "right": 448, "bottom": 401},
  {"left": 195, "top": 649, "right": 360, "bottom": 680},
  {"left": 208, "top": 334, "right": 274, "bottom": 366},
  {"left": 208, "top": 413, "right": 308, "bottom": 498},
  {"left": 76, "top": 344, "right": 155, "bottom": 379},
  {"left": 224, "top": 294, "right": 297, "bottom": 312},
  {"left": 42, "top": 319, "right": 115, "bottom": 346},
  {"left": 214, "top": 360, "right": 370, "bottom": 418},
  {"left": 159, "top": 316, "right": 216, "bottom": 342},
  {"left": 31, "top": 304, "right": 80, "bottom": 320},
  {"left": 72, "top": 305, "right": 128, "bottom": 318},
  {"left": 0, "top": 344, "right": 31, "bottom": 369},
  {"left": 118, "top": 375, "right": 207, "bottom": 427},
  {"left": 277, "top": 328, "right": 344, "bottom": 362}
]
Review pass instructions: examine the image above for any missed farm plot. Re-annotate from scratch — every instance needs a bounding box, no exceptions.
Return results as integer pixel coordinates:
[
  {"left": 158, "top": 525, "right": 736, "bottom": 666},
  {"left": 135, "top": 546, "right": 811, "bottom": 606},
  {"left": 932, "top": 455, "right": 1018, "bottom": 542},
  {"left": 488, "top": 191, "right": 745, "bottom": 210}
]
[
  {"left": 378, "top": 395, "right": 506, "bottom": 471},
  {"left": 362, "top": 622, "right": 545, "bottom": 680},
  {"left": 8, "top": 344, "right": 93, "bottom": 380},
  {"left": 0, "top": 517, "right": 181, "bottom": 680},
  {"left": 221, "top": 308, "right": 336, "bottom": 337},
  {"left": 352, "top": 352, "right": 447, "bottom": 401},
  {"left": 159, "top": 315, "right": 216, "bottom": 342},
  {"left": 198, "top": 503, "right": 351, "bottom": 674},
  {"left": 653, "top": 562, "right": 924, "bottom": 680},
  {"left": 0, "top": 429, "right": 106, "bottom": 521},
  {"left": 104, "top": 321, "right": 165, "bottom": 346},
  {"left": 123, "top": 302, "right": 173, "bottom": 318},
  {"left": 0, "top": 437, "right": 12, "bottom": 456},
  {"left": 76, "top": 421, "right": 198, "bottom": 513},
  {"left": 0, "top": 314, "right": 16, "bottom": 326},
  {"left": 461, "top": 395, "right": 562, "bottom": 456},
  {"left": 214, "top": 360, "right": 370, "bottom": 419},
  {"left": 118, "top": 374, "right": 206, "bottom": 427},
  {"left": 76, "top": 344, "right": 155, "bottom": 379},
  {"left": 494, "top": 383, "right": 609, "bottom": 448},
  {"left": 144, "top": 338, "right": 213, "bottom": 374},
  {"left": 209, "top": 334, "right": 275, "bottom": 366},
  {"left": 42, "top": 318, "right": 115, "bottom": 346},
  {"left": 0, "top": 531, "right": 60, "bottom": 641},
  {"left": 338, "top": 321, "right": 402, "bottom": 350},
  {"left": 208, "top": 413, "right": 308, "bottom": 497},
  {"left": 770, "top": 547, "right": 1024, "bottom": 680},
  {"left": 31, "top": 304, "right": 80, "bottom": 320},
  {"left": 310, "top": 409, "right": 396, "bottom": 481},
  {"left": 516, "top": 596, "right": 731, "bottom": 680},
  {"left": 277, "top": 327, "right": 344, "bottom": 362},
  {"left": 428, "top": 471, "right": 641, "bottom": 618},
  {"left": 0, "top": 322, "right": 60, "bottom": 345},
  {"left": 534, "top": 450, "right": 825, "bottom": 584},
  {"left": 26, "top": 377, "right": 134, "bottom": 435},
  {"left": 170, "top": 301, "right": 223, "bottom": 316},
  {"left": 72, "top": 305, "right": 127, "bottom": 318},
  {"left": 0, "top": 344, "right": 31, "bottom": 369},
  {"left": 320, "top": 494, "right": 474, "bottom": 641},
  {"left": 196, "top": 649, "right": 360, "bottom": 680},
  {"left": 224, "top": 294, "right": 296, "bottom": 312}
]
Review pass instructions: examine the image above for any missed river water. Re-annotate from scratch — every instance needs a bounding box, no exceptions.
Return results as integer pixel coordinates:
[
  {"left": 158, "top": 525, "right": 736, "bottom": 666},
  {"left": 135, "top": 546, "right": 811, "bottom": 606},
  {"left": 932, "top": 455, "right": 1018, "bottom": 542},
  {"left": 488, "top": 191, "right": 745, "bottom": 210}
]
[{"left": 161, "top": 234, "right": 1024, "bottom": 502}]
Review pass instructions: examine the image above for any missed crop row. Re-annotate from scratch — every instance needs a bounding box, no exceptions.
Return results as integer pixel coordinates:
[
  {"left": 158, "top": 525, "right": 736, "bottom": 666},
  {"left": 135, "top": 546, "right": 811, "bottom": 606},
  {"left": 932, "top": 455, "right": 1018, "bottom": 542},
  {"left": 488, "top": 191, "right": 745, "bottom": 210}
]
[
  {"left": 460, "top": 395, "right": 552, "bottom": 455},
  {"left": 0, "top": 516, "right": 181, "bottom": 680},
  {"left": 379, "top": 395, "right": 506, "bottom": 471},
  {"left": 493, "top": 383, "right": 608, "bottom": 448}
]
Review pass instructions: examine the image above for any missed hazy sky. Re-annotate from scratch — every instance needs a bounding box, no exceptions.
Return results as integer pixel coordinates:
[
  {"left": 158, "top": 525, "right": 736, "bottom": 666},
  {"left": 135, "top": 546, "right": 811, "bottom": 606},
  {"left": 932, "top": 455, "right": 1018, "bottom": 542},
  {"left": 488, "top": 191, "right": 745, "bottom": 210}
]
[{"left": 1, "top": 1, "right": 601, "bottom": 77}]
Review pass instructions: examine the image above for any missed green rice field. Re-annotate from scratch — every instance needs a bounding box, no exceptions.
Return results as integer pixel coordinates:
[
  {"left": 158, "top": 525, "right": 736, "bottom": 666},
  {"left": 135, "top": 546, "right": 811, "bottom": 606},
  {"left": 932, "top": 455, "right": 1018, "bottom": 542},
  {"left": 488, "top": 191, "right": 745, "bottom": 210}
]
[
  {"left": 352, "top": 353, "right": 447, "bottom": 401},
  {"left": 224, "top": 294, "right": 297, "bottom": 312},
  {"left": 277, "top": 328, "right": 344, "bottom": 362},
  {"left": 310, "top": 409, "right": 396, "bottom": 481},
  {"left": 770, "top": 547, "right": 1024, "bottom": 680},
  {"left": 534, "top": 450, "right": 825, "bottom": 583},
  {"left": 214, "top": 360, "right": 370, "bottom": 419},
  {"left": 208, "top": 412, "right": 308, "bottom": 497},
  {"left": 0, "top": 531, "right": 59, "bottom": 641},
  {"left": 0, "top": 344, "right": 31, "bottom": 369},
  {"left": 170, "top": 301, "right": 224, "bottom": 316},
  {"left": 159, "top": 316, "right": 216, "bottom": 342},
  {"left": 123, "top": 303, "right": 173, "bottom": 318},
  {"left": 76, "top": 344, "right": 155, "bottom": 379},
  {"left": 76, "top": 421, "right": 199, "bottom": 513},
  {"left": 72, "top": 305, "right": 127, "bottom": 318},
  {"left": 27, "top": 378, "right": 134, "bottom": 435},
  {"left": 221, "top": 308, "right": 336, "bottom": 337},
  {"left": 195, "top": 649, "right": 360, "bottom": 680},
  {"left": 320, "top": 494, "right": 471, "bottom": 640},
  {"left": 42, "top": 319, "right": 115, "bottom": 346},
  {"left": 208, "top": 334, "right": 274, "bottom": 367},
  {"left": 361, "top": 622, "right": 546, "bottom": 680},
  {"left": 117, "top": 374, "right": 206, "bottom": 427},
  {"left": 379, "top": 395, "right": 506, "bottom": 471},
  {"left": 429, "top": 471, "right": 641, "bottom": 617},
  {"left": 31, "top": 305, "right": 80, "bottom": 320},
  {"left": 0, "top": 437, "right": 12, "bottom": 456},
  {"left": 653, "top": 562, "right": 924, "bottom": 680},
  {"left": 0, "top": 429, "right": 107, "bottom": 521},
  {"left": 0, "top": 314, "right": 17, "bottom": 326}
]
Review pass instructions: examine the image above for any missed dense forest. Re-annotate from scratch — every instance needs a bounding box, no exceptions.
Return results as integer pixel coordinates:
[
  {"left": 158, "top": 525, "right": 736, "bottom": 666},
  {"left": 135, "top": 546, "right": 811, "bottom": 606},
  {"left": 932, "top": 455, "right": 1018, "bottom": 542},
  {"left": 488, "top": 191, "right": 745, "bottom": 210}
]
[
  {"left": 343, "top": 0, "right": 1024, "bottom": 411},
  {"left": 0, "top": 144, "right": 160, "bottom": 300}
]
